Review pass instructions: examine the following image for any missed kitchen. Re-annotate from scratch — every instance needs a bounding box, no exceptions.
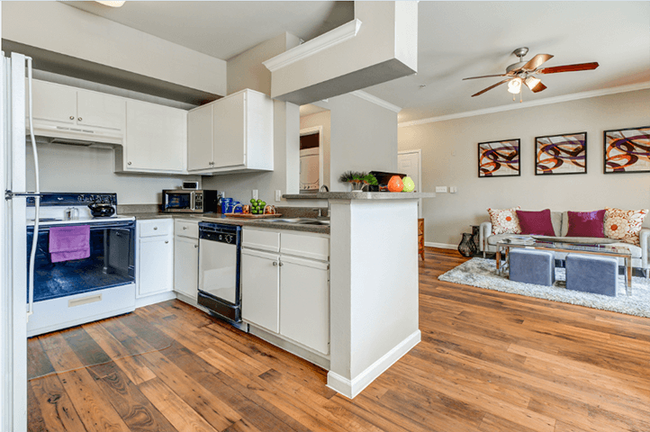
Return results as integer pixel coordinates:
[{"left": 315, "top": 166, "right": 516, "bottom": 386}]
[{"left": 1, "top": 2, "right": 427, "bottom": 431}]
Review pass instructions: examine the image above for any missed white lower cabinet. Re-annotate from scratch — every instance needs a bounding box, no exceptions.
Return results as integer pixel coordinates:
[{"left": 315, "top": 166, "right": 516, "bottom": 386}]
[
  {"left": 241, "top": 249, "right": 280, "bottom": 333},
  {"left": 242, "top": 228, "right": 330, "bottom": 355},
  {"left": 174, "top": 220, "right": 199, "bottom": 301},
  {"left": 137, "top": 219, "right": 174, "bottom": 299}
]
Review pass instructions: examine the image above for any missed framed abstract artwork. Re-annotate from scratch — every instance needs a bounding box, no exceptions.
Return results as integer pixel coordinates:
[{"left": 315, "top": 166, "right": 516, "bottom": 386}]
[
  {"left": 535, "top": 132, "right": 587, "bottom": 175},
  {"left": 478, "top": 139, "right": 520, "bottom": 178},
  {"left": 604, "top": 126, "right": 650, "bottom": 174}
]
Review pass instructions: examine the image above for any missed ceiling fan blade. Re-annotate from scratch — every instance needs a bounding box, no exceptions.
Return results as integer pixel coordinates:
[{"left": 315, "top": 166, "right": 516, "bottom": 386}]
[
  {"left": 463, "top": 73, "right": 509, "bottom": 80},
  {"left": 537, "top": 62, "right": 599, "bottom": 74},
  {"left": 521, "top": 54, "right": 553, "bottom": 72},
  {"left": 525, "top": 77, "right": 547, "bottom": 93},
  {"left": 471, "top": 79, "right": 511, "bottom": 97}
]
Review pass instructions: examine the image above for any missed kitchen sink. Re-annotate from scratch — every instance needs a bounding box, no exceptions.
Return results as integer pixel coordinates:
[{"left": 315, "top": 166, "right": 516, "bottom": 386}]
[{"left": 264, "top": 217, "right": 330, "bottom": 226}]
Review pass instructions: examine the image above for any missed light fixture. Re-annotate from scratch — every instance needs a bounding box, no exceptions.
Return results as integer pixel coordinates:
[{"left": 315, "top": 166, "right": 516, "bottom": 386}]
[
  {"left": 96, "top": 1, "right": 125, "bottom": 7},
  {"left": 525, "top": 76, "right": 543, "bottom": 93},
  {"left": 507, "top": 78, "right": 522, "bottom": 94}
]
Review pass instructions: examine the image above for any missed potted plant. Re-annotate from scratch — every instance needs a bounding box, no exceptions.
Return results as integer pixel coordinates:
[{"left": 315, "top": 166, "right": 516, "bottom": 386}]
[{"left": 338, "top": 172, "right": 378, "bottom": 192}]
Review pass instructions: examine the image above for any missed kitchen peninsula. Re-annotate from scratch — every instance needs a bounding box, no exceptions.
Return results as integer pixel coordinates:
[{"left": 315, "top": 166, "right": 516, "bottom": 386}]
[{"left": 284, "top": 191, "right": 435, "bottom": 398}]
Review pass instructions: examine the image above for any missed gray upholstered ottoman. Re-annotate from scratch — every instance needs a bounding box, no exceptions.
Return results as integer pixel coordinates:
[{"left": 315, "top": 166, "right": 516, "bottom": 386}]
[
  {"left": 566, "top": 254, "right": 618, "bottom": 297},
  {"left": 509, "top": 248, "right": 555, "bottom": 286}
]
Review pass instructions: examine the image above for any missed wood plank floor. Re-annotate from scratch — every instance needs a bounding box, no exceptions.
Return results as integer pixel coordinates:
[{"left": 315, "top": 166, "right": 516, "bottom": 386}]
[{"left": 27, "top": 248, "right": 650, "bottom": 432}]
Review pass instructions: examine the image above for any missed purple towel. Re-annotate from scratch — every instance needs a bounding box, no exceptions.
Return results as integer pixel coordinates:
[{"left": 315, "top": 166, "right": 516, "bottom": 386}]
[{"left": 49, "top": 225, "right": 90, "bottom": 263}]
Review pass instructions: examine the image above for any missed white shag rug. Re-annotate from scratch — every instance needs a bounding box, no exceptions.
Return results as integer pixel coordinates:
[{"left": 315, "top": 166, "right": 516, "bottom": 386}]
[{"left": 439, "top": 258, "right": 650, "bottom": 318}]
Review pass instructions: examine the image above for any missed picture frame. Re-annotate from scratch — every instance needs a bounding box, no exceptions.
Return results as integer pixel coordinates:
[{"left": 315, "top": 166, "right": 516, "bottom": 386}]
[
  {"left": 604, "top": 126, "right": 650, "bottom": 174},
  {"left": 478, "top": 139, "right": 520, "bottom": 178},
  {"left": 535, "top": 132, "right": 587, "bottom": 175}
]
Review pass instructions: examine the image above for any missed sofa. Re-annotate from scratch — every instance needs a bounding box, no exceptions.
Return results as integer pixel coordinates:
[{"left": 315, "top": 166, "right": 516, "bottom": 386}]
[{"left": 479, "top": 211, "right": 650, "bottom": 277}]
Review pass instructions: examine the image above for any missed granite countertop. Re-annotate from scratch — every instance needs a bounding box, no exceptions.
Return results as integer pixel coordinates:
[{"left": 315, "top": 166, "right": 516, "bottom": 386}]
[
  {"left": 283, "top": 192, "right": 436, "bottom": 200},
  {"left": 117, "top": 210, "right": 330, "bottom": 234}
]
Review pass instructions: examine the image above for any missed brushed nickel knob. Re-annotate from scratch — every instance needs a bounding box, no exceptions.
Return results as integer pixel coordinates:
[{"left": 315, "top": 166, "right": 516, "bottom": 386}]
[
  {"left": 165, "top": 240, "right": 169, "bottom": 244},
  {"left": 273, "top": 261, "right": 278, "bottom": 266},
  {"left": 194, "top": 245, "right": 198, "bottom": 248},
  {"left": 183, "top": 226, "right": 188, "bottom": 230},
  {"left": 78, "top": 117, "right": 82, "bottom": 121},
  {"left": 154, "top": 227, "right": 158, "bottom": 230},
  {"left": 69, "top": 116, "right": 74, "bottom": 120},
  {"left": 127, "top": 162, "right": 132, "bottom": 165}
]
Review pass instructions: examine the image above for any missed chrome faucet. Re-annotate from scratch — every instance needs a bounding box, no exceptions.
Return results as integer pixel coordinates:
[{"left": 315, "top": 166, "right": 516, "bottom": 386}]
[{"left": 319, "top": 185, "right": 329, "bottom": 192}]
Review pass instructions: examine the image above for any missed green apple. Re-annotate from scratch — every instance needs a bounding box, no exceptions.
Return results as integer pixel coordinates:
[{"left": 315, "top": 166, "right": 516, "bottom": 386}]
[{"left": 402, "top": 176, "right": 415, "bottom": 192}]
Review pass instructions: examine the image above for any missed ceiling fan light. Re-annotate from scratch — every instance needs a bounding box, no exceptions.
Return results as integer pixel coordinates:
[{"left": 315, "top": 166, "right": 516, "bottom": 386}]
[
  {"left": 525, "top": 76, "right": 542, "bottom": 92},
  {"left": 96, "top": 1, "right": 125, "bottom": 7},
  {"left": 507, "top": 78, "right": 522, "bottom": 94}
]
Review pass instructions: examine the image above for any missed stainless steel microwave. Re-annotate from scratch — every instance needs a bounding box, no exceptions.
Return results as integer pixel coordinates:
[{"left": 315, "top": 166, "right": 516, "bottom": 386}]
[{"left": 162, "top": 189, "right": 219, "bottom": 213}]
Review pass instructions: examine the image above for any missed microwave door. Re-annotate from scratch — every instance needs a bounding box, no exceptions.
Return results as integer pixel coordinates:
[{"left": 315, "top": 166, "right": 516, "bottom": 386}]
[{"left": 190, "top": 192, "right": 196, "bottom": 212}]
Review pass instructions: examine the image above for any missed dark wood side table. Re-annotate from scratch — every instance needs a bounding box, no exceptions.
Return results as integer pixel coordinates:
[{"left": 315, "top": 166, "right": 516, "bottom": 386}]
[{"left": 418, "top": 218, "right": 425, "bottom": 261}]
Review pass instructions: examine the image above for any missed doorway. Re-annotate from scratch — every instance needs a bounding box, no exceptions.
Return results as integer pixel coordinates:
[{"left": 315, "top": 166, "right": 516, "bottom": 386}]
[
  {"left": 398, "top": 149, "right": 422, "bottom": 218},
  {"left": 300, "top": 126, "right": 324, "bottom": 192}
]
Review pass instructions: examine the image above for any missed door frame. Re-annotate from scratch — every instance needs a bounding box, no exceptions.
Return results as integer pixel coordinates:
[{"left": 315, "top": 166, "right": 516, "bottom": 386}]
[
  {"left": 398, "top": 149, "right": 423, "bottom": 218},
  {"left": 300, "top": 126, "right": 323, "bottom": 191}
]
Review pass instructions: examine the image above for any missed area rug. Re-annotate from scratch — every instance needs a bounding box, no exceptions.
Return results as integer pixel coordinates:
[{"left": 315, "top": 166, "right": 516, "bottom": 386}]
[{"left": 438, "top": 258, "right": 650, "bottom": 318}]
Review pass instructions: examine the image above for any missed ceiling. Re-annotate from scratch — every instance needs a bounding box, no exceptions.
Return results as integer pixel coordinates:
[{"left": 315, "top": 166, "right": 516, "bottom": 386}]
[{"left": 63, "top": 1, "right": 650, "bottom": 123}]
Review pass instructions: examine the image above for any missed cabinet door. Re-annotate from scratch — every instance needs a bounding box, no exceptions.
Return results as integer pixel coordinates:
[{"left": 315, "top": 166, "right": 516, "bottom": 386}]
[
  {"left": 138, "top": 235, "right": 173, "bottom": 297},
  {"left": 187, "top": 105, "right": 213, "bottom": 171},
  {"left": 77, "top": 89, "right": 125, "bottom": 131},
  {"left": 125, "top": 100, "right": 186, "bottom": 172},
  {"left": 174, "top": 236, "right": 199, "bottom": 299},
  {"left": 31, "top": 80, "right": 76, "bottom": 125},
  {"left": 241, "top": 249, "right": 280, "bottom": 333},
  {"left": 213, "top": 92, "right": 246, "bottom": 168},
  {"left": 280, "top": 256, "right": 329, "bottom": 354}
]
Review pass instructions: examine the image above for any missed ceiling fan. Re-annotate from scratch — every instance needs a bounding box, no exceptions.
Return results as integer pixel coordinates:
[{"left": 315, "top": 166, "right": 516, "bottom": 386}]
[{"left": 463, "top": 47, "right": 599, "bottom": 100}]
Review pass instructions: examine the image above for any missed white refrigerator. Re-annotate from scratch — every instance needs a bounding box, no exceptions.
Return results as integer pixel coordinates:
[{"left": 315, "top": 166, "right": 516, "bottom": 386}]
[{"left": 1, "top": 51, "right": 40, "bottom": 431}]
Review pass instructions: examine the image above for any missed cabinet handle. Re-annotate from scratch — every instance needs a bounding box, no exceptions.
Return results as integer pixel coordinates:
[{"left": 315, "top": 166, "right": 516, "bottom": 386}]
[
  {"left": 165, "top": 240, "right": 169, "bottom": 244},
  {"left": 183, "top": 226, "right": 188, "bottom": 230},
  {"left": 278, "top": 261, "right": 283, "bottom": 267},
  {"left": 69, "top": 116, "right": 74, "bottom": 120},
  {"left": 154, "top": 227, "right": 158, "bottom": 230},
  {"left": 127, "top": 161, "right": 132, "bottom": 166},
  {"left": 194, "top": 245, "right": 198, "bottom": 248},
  {"left": 273, "top": 261, "right": 278, "bottom": 266},
  {"left": 78, "top": 117, "right": 82, "bottom": 121}
]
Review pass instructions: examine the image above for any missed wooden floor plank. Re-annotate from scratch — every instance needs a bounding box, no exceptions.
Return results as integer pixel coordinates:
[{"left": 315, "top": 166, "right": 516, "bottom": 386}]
[{"left": 27, "top": 247, "right": 650, "bottom": 432}]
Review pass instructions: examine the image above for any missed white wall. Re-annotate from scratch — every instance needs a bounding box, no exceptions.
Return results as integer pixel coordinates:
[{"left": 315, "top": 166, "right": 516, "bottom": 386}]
[
  {"left": 327, "top": 93, "right": 399, "bottom": 191},
  {"left": 398, "top": 89, "right": 650, "bottom": 247},
  {"left": 300, "top": 110, "right": 331, "bottom": 189},
  {"left": 2, "top": 1, "right": 227, "bottom": 96},
  {"left": 25, "top": 144, "right": 197, "bottom": 205}
]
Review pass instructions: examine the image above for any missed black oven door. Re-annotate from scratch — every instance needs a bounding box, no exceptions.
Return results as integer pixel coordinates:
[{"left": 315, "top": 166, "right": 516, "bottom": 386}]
[{"left": 26, "top": 221, "right": 136, "bottom": 303}]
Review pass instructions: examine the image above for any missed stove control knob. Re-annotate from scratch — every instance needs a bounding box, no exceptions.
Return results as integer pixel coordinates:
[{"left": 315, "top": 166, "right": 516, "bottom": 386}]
[{"left": 218, "top": 235, "right": 223, "bottom": 241}]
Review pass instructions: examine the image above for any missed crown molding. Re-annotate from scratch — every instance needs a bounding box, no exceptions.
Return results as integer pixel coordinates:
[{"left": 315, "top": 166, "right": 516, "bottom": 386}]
[
  {"left": 398, "top": 82, "right": 650, "bottom": 128},
  {"left": 351, "top": 90, "right": 402, "bottom": 113},
  {"left": 263, "top": 19, "right": 362, "bottom": 73}
]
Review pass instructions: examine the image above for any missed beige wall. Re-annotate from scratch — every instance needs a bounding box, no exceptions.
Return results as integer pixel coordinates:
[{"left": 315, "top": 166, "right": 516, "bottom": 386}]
[
  {"left": 25, "top": 144, "right": 198, "bottom": 205},
  {"left": 300, "top": 110, "right": 331, "bottom": 189},
  {"left": 398, "top": 89, "right": 650, "bottom": 247},
  {"left": 227, "top": 32, "right": 300, "bottom": 96}
]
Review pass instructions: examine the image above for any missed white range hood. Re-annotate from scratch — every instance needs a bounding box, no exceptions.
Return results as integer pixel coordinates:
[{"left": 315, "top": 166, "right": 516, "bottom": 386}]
[{"left": 31, "top": 121, "right": 123, "bottom": 147}]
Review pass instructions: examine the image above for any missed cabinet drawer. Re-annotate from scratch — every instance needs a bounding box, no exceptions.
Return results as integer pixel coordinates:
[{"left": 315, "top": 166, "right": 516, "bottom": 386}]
[
  {"left": 138, "top": 219, "right": 172, "bottom": 238},
  {"left": 280, "top": 232, "right": 329, "bottom": 261},
  {"left": 175, "top": 219, "right": 199, "bottom": 239},
  {"left": 243, "top": 228, "right": 280, "bottom": 253}
]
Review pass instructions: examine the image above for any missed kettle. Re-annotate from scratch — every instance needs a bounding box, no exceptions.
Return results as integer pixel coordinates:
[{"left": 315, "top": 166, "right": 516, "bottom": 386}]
[{"left": 88, "top": 201, "right": 115, "bottom": 218}]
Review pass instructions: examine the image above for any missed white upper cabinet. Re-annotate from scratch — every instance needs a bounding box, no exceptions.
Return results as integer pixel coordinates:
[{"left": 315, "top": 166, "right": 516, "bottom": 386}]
[
  {"left": 121, "top": 99, "right": 187, "bottom": 173},
  {"left": 187, "top": 105, "right": 213, "bottom": 171},
  {"left": 77, "top": 90, "right": 126, "bottom": 131},
  {"left": 187, "top": 89, "right": 273, "bottom": 174},
  {"left": 31, "top": 80, "right": 77, "bottom": 125},
  {"left": 31, "top": 79, "right": 125, "bottom": 131}
]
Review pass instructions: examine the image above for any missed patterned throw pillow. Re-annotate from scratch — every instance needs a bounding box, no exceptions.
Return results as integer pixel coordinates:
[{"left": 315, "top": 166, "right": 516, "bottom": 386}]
[
  {"left": 487, "top": 207, "right": 521, "bottom": 235},
  {"left": 603, "top": 208, "right": 649, "bottom": 246}
]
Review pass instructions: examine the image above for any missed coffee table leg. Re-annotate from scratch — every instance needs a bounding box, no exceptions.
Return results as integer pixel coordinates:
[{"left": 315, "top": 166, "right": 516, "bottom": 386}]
[
  {"left": 627, "top": 257, "right": 632, "bottom": 296},
  {"left": 496, "top": 247, "right": 501, "bottom": 275}
]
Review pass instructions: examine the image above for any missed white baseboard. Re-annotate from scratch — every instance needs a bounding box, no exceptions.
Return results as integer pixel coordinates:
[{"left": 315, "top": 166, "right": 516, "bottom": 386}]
[
  {"left": 135, "top": 291, "right": 176, "bottom": 308},
  {"left": 327, "top": 329, "right": 421, "bottom": 399},
  {"left": 425, "top": 241, "right": 456, "bottom": 250}
]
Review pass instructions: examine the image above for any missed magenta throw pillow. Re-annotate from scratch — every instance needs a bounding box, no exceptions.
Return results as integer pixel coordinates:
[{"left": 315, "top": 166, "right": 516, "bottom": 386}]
[
  {"left": 516, "top": 209, "right": 556, "bottom": 236},
  {"left": 566, "top": 210, "right": 606, "bottom": 237}
]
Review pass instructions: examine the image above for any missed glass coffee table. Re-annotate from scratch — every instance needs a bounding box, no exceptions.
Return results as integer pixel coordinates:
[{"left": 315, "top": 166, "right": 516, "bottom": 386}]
[{"left": 496, "top": 238, "right": 634, "bottom": 295}]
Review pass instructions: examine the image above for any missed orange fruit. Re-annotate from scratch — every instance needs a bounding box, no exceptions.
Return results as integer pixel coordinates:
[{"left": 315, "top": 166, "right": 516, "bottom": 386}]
[{"left": 387, "top": 175, "right": 404, "bottom": 192}]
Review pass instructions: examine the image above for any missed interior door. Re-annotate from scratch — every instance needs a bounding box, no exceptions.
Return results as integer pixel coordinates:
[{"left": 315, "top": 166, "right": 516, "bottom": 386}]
[{"left": 398, "top": 150, "right": 423, "bottom": 218}]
